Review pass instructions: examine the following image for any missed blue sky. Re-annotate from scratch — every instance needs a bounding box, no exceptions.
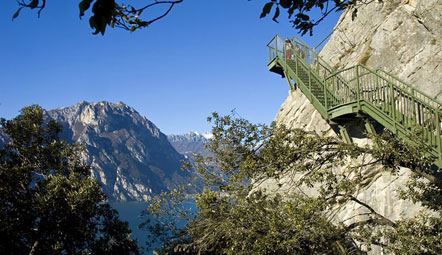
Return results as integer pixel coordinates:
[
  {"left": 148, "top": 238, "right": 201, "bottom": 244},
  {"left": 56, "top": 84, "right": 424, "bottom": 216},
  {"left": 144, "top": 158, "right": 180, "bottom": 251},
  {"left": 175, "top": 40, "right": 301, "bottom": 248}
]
[{"left": 1, "top": 0, "right": 341, "bottom": 135}]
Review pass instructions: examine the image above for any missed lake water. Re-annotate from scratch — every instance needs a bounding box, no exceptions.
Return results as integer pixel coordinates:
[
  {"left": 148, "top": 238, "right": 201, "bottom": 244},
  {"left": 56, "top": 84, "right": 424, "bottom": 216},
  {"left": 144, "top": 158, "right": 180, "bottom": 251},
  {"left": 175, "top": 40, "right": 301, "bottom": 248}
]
[
  {"left": 111, "top": 200, "right": 196, "bottom": 255},
  {"left": 111, "top": 201, "right": 153, "bottom": 253}
]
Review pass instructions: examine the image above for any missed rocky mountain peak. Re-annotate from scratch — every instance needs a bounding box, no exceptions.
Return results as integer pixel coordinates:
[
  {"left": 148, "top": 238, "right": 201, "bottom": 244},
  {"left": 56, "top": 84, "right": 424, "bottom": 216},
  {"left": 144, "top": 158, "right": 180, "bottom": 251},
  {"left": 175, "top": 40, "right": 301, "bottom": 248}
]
[
  {"left": 45, "top": 101, "right": 191, "bottom": 201},
  {"left": 168, "top": 131, "right": 212, "bottom": 143},
  {"left": 49, "top": 101, "right": 160, "bottom": 140},
  {"left": 168, "top": 131, "right": 212, "bottom": 158}
]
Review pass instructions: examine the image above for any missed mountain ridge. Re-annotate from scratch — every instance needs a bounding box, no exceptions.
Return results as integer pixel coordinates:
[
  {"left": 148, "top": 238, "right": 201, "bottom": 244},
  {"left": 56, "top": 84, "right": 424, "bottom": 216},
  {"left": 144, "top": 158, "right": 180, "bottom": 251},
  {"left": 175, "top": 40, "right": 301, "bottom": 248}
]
[
  {"left": 45, "top": 100, "right": 193, "bottom": 201},
  {"left": 167, "top": 131, "right": 212, "bottom": 158}
]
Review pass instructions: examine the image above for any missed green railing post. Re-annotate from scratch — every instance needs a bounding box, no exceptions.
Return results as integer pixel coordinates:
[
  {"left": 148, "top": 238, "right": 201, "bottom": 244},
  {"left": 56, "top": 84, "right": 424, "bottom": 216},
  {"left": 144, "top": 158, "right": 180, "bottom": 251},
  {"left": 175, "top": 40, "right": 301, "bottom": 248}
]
[
  {"left": 355, "top": 65, "right": 361, "bottom": 111},
  {"left": 411, "top": 88, "right": 416, "bottom": 125},
  {"left": 315, "top": 56, "right": 319, "bottom": 73},
  {"left": 275, "top": 36, "right": 278, "bottom": 59},
  {"left": 268, "top": 46, "right": 271, "bottom": 62},
  {"left": 308, "top": 67, "right": 312, "bottom": 101},
  {"left": 267, "top": 34, "right": 442, "bottom": 168},
  {"left": 436, "top": 111, "right": 442, "bottom": 165},
  {"left": 304, "top": 45, "right": 307, "bottom": 64},
  {"left": 375, "top": 76, "right": 379, "bottom": 105},
  {"left": 390, "top": 80, "right": 396, "bottom": 133},
  {"left": 324, "top": 76, "right": 328, "bottom": 111}
]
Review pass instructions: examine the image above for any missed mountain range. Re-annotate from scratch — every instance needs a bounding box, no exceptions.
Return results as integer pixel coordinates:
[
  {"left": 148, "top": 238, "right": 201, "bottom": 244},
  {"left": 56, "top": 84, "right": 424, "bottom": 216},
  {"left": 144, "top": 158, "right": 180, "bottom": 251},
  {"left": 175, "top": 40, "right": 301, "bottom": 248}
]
[
  {"left": 1, "top": 101, "right": 211, "bottom": 201},
  {"left": 45, "top": 101, "right": 199, "bottom": 201},
  {"left": 167, "top": 131, "right": 212, "bottom": 158}
]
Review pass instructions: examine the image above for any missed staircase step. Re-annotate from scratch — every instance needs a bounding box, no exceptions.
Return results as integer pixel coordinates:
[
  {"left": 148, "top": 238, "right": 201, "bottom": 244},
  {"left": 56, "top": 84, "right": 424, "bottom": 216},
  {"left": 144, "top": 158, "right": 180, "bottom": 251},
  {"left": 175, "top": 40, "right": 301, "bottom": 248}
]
[{"left": 272, "top": 36, "right": 442, "bottom": 168}]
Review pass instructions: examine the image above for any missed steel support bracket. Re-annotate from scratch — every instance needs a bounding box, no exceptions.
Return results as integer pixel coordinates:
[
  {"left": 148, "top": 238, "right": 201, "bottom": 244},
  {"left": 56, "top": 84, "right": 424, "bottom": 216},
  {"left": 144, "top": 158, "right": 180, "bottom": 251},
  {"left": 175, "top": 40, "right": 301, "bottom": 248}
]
[{"left": 339, "top": 125, "right": 353, "bottom": 144}]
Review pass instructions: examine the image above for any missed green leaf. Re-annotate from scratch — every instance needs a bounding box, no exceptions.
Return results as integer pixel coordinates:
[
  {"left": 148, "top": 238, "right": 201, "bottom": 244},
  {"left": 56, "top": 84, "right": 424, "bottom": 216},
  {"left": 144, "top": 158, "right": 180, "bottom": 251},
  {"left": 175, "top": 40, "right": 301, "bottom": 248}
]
[
  {"left": 305, "top": 0, "right": 315, "bottom": 10},
  {"left": 12, "top": 7, "right": 22, "bottom": 20},
  {"left": 272, "top": 6, "right": 280, "bottom": 23},
  {"left": 89, "top": 16, "right": 99, "bottom": 34},
  {"left": 279, "top": 0, "right": 292, "bottom": 9},
  {"left": 29, "top": 0, "right": 39, "bottom": 9},
  {"left": 79, "top": 0, "right": 93, "bottom": 18},
  {"left": 297, "top": 13, "right": 310, "bottom": 21},
  {"left": 99, "top": 16, "right": 106, "bottom": 35},
  {"left": 260, "top": 2, "right": 274, "bottom": 18}
]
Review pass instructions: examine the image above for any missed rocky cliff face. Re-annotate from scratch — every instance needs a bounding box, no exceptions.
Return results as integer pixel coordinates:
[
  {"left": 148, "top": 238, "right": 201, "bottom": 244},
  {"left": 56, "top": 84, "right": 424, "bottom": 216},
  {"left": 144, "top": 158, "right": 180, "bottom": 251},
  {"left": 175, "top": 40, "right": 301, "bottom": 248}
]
[
  {"left": 276, "top": 0, "right": 441, "bottom": 133},
  {"left": 271, "top": 0, "right": 441, "bottom": 252},
  {"left": 46, "top": 101, "right": 192, "bottom": 201},
  {"left": 322, "top": 0, "right": 441, "bottom": 94}
]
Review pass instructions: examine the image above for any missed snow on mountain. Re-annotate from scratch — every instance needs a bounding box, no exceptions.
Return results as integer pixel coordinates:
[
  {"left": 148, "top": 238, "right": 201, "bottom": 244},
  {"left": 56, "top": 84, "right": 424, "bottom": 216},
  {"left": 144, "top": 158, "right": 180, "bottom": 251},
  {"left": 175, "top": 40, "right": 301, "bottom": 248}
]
[{"left": 167, "top": 131, "right": 211, "bottom": 158}]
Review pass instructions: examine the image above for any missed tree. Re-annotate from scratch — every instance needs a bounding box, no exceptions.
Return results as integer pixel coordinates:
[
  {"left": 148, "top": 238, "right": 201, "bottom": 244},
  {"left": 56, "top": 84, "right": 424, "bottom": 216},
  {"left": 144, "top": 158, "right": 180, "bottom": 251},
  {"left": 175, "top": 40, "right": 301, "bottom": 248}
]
[
  {"left": 259, "top": 0, "right": 351, "bottom": 35},
  {"left": 12, "top": 0, "right": 359, "bottom": 35},
  {"left": 0, "top": 105, "right": 140, "bottom": 255},
  {"left": 144, "top": 112, "right": 442, "bottom": 254}
]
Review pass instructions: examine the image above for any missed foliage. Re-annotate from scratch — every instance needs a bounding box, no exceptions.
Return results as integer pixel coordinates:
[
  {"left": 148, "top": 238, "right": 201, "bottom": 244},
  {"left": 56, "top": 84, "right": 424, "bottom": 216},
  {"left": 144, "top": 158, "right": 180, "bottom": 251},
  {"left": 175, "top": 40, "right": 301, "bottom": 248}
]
[
  {"left": 0, "top": 105, "right": 140, "bottom": 255},
  {"left": 379, "top": 213, "right": 442, "bottom": 254},
  {"left": 259, "top": 0, "right": 351, "bottom": 35},
  {"left": 179, "top": 190, "right": 348, "bottom": 255},
  {"left": 12, "top": 0, "right": 364, "bottom": 35},
  {"left": 13, "top": 0, "right": 183, "bottom": 35},
  {"left": 143, "top": 112, "right": 441, "bottom": 254}
]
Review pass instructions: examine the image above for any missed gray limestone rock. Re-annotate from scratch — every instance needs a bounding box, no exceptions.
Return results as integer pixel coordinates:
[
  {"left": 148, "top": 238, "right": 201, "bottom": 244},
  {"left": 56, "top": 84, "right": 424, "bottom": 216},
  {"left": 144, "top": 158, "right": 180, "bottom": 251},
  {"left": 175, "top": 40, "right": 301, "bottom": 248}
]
[
  {"left": 270, "top": 0, "right": 441, "bottom": 253},
  {"left": 46, "top": 101, "right": 193, "bottom": 201}
]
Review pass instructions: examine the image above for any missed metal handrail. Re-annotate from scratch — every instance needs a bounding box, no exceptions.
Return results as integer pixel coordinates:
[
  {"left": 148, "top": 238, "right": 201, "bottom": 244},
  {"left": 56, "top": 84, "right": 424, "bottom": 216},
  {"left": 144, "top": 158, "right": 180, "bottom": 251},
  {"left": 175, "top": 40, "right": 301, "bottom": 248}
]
[
  {"left": 267, "top": 34, "right": 442, "bottom": 167},
  {"left": 267, "top": 34, "right": 442, "bottom": 116},
  {"left": 376, "top": 69, "right": 442, "bottom": 112}
]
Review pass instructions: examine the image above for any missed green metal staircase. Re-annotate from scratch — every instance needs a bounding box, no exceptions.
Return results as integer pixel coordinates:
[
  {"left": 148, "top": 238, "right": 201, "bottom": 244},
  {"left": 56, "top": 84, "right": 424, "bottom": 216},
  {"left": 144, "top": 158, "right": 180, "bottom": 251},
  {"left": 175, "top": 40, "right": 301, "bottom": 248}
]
[{"left": 267, "top": 35, "right": 442, "bottom": 168}]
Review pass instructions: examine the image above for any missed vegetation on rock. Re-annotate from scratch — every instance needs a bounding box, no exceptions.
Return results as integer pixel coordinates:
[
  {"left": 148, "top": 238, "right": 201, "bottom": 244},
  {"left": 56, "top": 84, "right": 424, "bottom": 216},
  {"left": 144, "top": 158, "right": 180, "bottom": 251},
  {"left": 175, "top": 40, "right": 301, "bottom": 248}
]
[{"left": 144, "top": 112, "right": 442, "bottom": 254}]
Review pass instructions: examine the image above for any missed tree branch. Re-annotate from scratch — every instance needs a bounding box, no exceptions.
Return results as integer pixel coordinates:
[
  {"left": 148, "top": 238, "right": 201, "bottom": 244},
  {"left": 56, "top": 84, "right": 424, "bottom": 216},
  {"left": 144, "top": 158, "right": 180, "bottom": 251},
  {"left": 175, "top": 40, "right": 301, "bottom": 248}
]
[{"left": 329, "top": 193, "right": 396, "bottom": 228}]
